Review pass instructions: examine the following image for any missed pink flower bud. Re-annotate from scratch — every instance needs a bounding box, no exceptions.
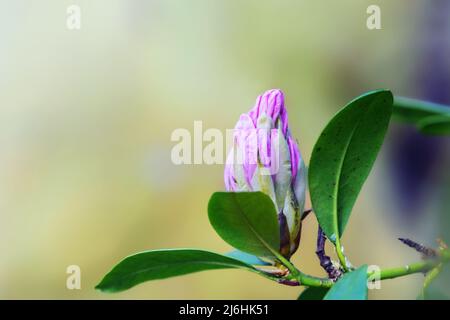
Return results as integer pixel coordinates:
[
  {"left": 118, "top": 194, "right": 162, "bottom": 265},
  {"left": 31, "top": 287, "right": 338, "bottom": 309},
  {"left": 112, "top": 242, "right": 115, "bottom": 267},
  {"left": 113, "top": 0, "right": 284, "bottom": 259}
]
[{"left": 224, "top": 89, "right": 306, "bottom": 257}]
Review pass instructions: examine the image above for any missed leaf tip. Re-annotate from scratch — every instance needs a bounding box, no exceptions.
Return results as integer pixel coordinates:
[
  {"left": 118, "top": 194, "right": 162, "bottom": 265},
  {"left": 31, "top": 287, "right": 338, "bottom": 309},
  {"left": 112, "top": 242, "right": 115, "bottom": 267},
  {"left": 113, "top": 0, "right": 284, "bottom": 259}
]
[{"left": 94, "top": 278, "right": 116, "bottom": 293}]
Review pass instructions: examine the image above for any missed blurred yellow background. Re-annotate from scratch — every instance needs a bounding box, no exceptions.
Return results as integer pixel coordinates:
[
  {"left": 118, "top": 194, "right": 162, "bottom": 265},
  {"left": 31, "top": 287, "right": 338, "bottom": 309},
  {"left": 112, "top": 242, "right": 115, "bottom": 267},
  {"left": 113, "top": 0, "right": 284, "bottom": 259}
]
[{"left": 1, "top": 0, "right": 449, "bottom": 299}]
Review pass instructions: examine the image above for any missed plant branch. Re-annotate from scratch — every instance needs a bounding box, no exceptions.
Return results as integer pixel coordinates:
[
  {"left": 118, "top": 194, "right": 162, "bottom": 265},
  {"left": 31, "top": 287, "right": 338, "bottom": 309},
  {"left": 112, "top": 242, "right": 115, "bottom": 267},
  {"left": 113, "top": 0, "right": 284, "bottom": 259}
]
[
  {"left": 316, "top": 226, "right": 342, "bottom": 280},
  {"left": 421, "top": 264, "right": 443, "bottom": 297},
  {"left": 280, "top": 246, "right": 450, "bottom": 289},
  {"left": 273, "top": 247, "right": 334, "bottom": 288},
  {"left": 335, "top": 237, "right": 350, "bottom": 272},
  {"left": 375, "top": 260, "right": 437, "bottom": 280},
  {"left": 368, "top": 251, "right": 450, "bottom": 281}
]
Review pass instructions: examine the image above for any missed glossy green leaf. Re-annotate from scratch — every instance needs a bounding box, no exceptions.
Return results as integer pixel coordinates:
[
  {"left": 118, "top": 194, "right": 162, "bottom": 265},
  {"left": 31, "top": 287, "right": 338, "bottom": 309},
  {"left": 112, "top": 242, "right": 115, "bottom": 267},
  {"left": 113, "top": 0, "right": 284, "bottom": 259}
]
[
  {"left": 96, "top": 249, "right": 261, "bottom": 293},
  {"left": 297, "top": 287, "right": 329, "bottom": 300},
  {"left": 393, "top": 96, "right": 450, "bottom": 124},
  {"left": 208, "top": 192, "right": 280, "bottom": 258},
  {"left": 226, "top": 250, "right": 272, "bottom": 266},
  {"left": 309, "top": 90, "right": 393, "bottom": 241},
  {"left": 324, "top": 265, "right": 368, "bottom": 300},
  {"left": 418, "top": 114, "right": 450, "bottom": 135}
]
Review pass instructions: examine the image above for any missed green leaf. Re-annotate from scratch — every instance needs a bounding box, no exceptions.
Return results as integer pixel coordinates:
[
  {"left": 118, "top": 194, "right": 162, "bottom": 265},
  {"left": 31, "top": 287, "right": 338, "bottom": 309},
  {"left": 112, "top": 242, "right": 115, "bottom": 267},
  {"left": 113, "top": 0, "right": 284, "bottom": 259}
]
[
  {"left": 297, "top": 287, "right": 329, "bottom": 300},
  {"left": 96, "top": 249, "right": 261, "bottom": 293},
  {"left": 324, "top": 265, "right": 368, "bottom": 300},
  {"left": 208, "top": 192, "right": 280, "bottom": 258},
  {"left": 418, "top": 114, "right": 450, "bottom": 135},
  {"left": 393, "top": 96, "right": 450, "bottom": 124},
  {"left": 309, "top": 90, "right": 393, "bottom": 241},
  {"left": 226, "top": 250, "right": 272, "bottom": 266}
]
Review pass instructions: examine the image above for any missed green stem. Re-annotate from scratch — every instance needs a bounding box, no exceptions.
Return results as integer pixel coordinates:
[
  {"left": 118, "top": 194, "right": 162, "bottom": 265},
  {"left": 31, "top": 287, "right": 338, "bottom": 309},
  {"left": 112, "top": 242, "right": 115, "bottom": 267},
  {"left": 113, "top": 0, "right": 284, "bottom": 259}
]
[
  {"left": 423, "top": 264, "right": 442, "bottom": 287},
  {"left": 376, "top": 260, "right": 435, "bottom": 280},
  {"left": 335, "top": 237, "right": 349, "bottom": 272},
  {"left": 287, "top": 253, "right": 450, "bottom": 289},
  {"left": 377, "top": 251, "right": 450, "bottom": 281},
  {"left": 273, "top": 250, "right": 334, "bottom": 288}
]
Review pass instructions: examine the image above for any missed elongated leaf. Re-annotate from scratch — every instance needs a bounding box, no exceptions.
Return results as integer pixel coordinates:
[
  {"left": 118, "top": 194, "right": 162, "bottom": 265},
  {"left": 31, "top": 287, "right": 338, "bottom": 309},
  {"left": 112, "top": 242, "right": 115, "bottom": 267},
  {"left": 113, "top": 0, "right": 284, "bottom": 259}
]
[
  {"left": 226, "top": 250, "right": 272, "bottom": 266},
  {"left": 418, "top": 114, "right": 450, "bottom": 135},
  {"left": 324, "top": 265, "right": 368, "bottom": 300},
  {"left": 309, "top": 90, "right": 393, "bottom": 241},
  {"left": 298, "top": 287, "right": 329, "bottom": 300},
  {"left": 96, "top": 249, "right": 260, "bottom": 293},
  {"left": 208, "top": 192, "right": 280, "bottom": 258},
  {"left": 393, "top": 96, "right": 450, "bottom": 124}
]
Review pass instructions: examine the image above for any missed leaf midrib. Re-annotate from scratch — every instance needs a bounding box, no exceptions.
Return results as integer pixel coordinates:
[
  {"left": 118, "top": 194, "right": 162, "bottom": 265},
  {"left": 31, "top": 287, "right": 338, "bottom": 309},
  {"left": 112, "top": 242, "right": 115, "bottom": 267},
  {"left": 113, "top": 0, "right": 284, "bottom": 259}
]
[
  {"left": 332, "top": 99, "right": 378, "bottom": 237},
  {"left": 114, "top": 259, "right": 253, "bottom": 279},
  {"left": 100, "top": 258, "right": 257, "bottom": 290},
  {"left": 232, "top": 193, "right": 279, "bottom": 258}
]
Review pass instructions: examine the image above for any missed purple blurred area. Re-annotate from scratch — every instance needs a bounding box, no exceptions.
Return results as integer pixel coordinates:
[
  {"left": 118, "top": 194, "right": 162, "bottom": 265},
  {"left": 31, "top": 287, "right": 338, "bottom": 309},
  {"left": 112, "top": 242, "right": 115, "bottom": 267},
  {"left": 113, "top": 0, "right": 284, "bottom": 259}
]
[{"left": 388, "top": 1, "right": 450, "bottom": 228}]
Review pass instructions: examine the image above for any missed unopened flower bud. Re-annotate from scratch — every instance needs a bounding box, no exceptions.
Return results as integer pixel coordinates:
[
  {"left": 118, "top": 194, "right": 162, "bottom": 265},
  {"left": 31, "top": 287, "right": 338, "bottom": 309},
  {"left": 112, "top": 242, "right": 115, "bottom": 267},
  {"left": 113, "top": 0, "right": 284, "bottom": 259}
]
[{"left": 224, "top": 89, "right": 306, "bottom": 258}]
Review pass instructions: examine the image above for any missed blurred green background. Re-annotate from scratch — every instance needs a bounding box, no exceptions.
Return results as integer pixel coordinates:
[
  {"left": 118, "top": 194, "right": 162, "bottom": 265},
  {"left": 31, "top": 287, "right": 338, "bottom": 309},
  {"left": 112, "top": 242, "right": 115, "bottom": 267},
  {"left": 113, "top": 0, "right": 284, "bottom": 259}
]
[{"left": 1, "top": 0, "right": 449, "bottom": 299}]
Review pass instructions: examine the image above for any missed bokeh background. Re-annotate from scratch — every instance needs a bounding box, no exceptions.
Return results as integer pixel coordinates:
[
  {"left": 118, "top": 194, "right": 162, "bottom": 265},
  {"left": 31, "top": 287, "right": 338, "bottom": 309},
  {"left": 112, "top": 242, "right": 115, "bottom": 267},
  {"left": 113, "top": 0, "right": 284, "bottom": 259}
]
[{"left": 1, "top": 0, "right": 449, "bottom": 299}]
